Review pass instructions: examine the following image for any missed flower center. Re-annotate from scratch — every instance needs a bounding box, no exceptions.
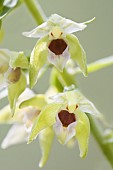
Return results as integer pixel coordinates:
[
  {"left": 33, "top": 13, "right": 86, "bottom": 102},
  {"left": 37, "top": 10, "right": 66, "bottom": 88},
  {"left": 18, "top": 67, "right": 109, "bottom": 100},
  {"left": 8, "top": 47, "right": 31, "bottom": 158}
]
[
  {"left": 58, "top": 110, "right": 76, "bottom": 127},
  {"left": 48, "top": 39, "right": 67, "bottom": 55}
]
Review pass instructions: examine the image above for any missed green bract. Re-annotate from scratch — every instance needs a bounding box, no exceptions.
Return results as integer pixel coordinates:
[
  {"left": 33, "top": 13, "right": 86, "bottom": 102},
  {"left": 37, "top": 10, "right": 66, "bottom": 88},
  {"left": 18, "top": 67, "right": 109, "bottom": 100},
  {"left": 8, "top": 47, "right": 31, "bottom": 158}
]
[
  {"left": 28, "top": 89, "right": 100, "bottom": 158},
  {"left": 23, "top": 14, "right": 95, "bottom": 88}
]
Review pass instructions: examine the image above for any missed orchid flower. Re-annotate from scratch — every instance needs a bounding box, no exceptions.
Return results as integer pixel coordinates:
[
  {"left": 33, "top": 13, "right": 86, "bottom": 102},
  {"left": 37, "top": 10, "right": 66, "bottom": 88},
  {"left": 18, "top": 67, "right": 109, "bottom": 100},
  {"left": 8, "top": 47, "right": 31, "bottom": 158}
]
[
  {"left": 0, "top": 88, "right": 53, "bottom": 167},
  {"left": 23, "top": 14, "right": 95, "bottom": 88},
  {"left": 0, "top": 48, "right": 29, "bottom": 114},
  {"left": 26, "top": 88, "right": 100, "bottom": 158}
]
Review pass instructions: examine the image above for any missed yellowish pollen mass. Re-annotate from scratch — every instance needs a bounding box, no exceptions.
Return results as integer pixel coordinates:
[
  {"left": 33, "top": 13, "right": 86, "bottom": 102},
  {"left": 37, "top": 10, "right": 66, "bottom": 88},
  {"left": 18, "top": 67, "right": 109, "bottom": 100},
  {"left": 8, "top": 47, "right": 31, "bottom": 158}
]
[{"left": 49, "top": 26, "right": 63, "bottom": 39}]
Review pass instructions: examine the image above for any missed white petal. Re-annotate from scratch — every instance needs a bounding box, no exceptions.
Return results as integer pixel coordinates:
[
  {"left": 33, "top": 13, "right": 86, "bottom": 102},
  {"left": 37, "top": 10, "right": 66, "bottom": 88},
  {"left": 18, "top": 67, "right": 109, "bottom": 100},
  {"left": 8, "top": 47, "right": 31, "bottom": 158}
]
[
  {"left": 49, "top": 14, "right": 64, "bottom": 25},
  {"left": 1, "top": 124, "right": 28, "bottom": 149},
  {"left": 79, "top": 99, "right": 100, "bottom": 116},
  {"left": 62, "top": 19, "right": 87, "bottom": 34},
  {"left": 22, "top": 107, "right": 39, "bottom": 131},
  {"left": 49, "top": 91, "right": 67, "bottom": 103},
  {"left": 54, "top": 115, "right": 76, "bottom": 144},
  {"left": 65, "top": 122, "right": 77, "bottom": 144},
  {"left": 18, "top": 88, "right": 35, "bottom": 104},
  {"left": 48, "top": 47, "right": 70, "bottom": 71},
  {"left": 23, "top": 22, "right": 49, "bottom": 38},
  {"left": 49, "top": 14, "right": 86, "bottom": 34}
]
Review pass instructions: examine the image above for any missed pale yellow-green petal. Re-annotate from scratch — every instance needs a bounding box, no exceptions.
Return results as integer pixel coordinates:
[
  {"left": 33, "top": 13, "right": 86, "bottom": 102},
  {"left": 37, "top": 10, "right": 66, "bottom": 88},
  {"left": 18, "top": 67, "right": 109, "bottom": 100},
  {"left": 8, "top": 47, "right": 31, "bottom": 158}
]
[
  {"left": 39, "top": 127, "right": 54, "bottom": 167},
  {"left": 76, "top": 110, "right": 90, "bottom": 158},
  {"left": 29, "top": 36, "right": 49, "bottom": 88},
  {"left": 9, "top": 51, "right": 29, "bottom": 69},
  {"left": 66, "top": 34, "right": 87, "bottom": 76},
  {"left": 8, "top": 71, "right": 27, "bottom": 115},
  {"left": 28, "top": 103, "right": 63, "bottom": 143},
  {"left": 19, "top": 95, "right": 47, "bottom": 110}
]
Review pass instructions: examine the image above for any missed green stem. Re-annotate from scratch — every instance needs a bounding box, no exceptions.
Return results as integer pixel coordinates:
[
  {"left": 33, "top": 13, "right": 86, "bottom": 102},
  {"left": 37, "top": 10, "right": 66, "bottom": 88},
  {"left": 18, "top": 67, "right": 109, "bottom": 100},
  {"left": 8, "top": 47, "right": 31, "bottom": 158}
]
[
  {"left": 74, "top": 55, "right": 113, "bottom": 75},
  {"left": 88, "top": 115, "right": 113, "bottom": 167},
  {"left": 22, "top": 0, "right": 113, "bottom": 167},
  {"left": 23, "top": 0, "right": 46, "bottom": 24}
]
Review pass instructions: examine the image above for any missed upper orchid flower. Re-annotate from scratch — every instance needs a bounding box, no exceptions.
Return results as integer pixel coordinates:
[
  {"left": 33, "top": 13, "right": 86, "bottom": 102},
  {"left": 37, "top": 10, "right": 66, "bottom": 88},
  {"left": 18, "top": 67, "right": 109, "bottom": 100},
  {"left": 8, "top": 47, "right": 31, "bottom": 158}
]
[{"left": 23, "top": 14, "right": 95, "bottom": 88}]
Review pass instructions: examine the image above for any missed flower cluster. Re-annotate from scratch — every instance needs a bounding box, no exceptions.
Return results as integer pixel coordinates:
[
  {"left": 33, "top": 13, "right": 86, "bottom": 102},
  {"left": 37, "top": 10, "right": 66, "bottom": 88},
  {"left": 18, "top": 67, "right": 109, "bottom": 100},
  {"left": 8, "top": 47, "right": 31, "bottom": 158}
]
[{"left": 0, "top": 14, "right": 97, "bottom": 168}]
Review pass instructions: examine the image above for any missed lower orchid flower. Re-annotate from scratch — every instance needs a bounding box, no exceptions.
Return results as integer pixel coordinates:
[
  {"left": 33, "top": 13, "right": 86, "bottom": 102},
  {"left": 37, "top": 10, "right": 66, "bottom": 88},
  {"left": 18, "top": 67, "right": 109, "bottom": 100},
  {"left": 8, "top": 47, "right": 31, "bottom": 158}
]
[{"left": 28, "top": 88, "right": 100, "bottom": 158}]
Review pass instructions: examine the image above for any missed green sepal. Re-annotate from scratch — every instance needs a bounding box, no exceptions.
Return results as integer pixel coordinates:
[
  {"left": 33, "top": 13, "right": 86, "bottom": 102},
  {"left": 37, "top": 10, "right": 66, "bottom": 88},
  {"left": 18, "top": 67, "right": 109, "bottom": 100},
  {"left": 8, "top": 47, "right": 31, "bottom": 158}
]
[
  {"left": 66, "top": 34, "right": 87, "bottom": 76},
  {"left": 8, "top": 71, "right": 27, "bottom": 115},
  {"left": 28, "top": 103, "right": 63, "bottom": 143},
  {"left": 39, "top": 127, "right": 54, "bottom": 167},
  {"left": 19, "top": 95, "right": 47, "bottom": 110},
  {"left": 29, "top": 36, "right": 49, "bottom": 88},
  {"left": 9, "top": 51, "right": 29, "bottom": 69},
  {"left": 76, "top": 110, "right": 90, "bottom": 158}
]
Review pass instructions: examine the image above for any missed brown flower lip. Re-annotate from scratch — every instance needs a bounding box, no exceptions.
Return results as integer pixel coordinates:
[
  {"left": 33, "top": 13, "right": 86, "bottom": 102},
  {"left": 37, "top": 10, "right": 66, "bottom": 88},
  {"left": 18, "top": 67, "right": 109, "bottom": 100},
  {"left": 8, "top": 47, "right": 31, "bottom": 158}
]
[
  {"left": 58, "top": 110, "right": 76, "bottom": 127},
  {"left": 48, "top": 39, "right": 67, "bottom": 55},
  {"left": 8, "top": 67, "right": 21, "bottom": 83}
]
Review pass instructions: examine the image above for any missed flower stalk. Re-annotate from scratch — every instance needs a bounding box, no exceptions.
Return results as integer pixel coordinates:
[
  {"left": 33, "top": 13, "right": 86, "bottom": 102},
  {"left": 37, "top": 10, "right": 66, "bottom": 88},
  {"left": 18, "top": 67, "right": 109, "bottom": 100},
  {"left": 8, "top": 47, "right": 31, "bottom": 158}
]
[{"left": 23, "top": 0, "right": 46, "bottom": 25}]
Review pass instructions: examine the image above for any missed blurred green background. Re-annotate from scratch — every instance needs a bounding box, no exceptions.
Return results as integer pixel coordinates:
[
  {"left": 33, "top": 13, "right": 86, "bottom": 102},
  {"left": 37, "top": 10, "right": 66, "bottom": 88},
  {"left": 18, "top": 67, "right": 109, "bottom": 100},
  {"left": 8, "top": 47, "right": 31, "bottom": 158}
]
[{"left": 0, "top": 0, "right": 113, "bottom": 170}]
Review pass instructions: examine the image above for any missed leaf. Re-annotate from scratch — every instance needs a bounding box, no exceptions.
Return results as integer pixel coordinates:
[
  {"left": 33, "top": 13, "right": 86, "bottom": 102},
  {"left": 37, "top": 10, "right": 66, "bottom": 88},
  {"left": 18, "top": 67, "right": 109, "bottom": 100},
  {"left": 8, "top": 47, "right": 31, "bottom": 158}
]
[
  {"left": 66, "top": 34, "right": 87, "bottom": 76},
  {"left": 29, "top": 36, "right": 49, "bottom": 88},
  {"left": 8, "top": 71, "right": 27, "bottom": 115},
  {"left": 28, "top": 103, "right": 63, "bottom": 143},
  {"left": 39, "top": 127, "right": 54, "bottom": 167},
  {"left": 9, "top": 51, "right": 29, "bottom": 69},
  {"left": 76, "top": 110, "right": 90, "bottom": 158},
  {"left": 19, "top": 95, "right": 47, "bottom": 110}
]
